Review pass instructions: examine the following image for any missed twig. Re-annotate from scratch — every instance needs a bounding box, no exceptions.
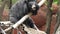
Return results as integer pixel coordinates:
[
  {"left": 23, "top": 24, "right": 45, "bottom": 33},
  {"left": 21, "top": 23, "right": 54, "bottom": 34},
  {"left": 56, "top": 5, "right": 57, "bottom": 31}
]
[{"left": 0, "top": 26, "right": 6, "bottom": 34}]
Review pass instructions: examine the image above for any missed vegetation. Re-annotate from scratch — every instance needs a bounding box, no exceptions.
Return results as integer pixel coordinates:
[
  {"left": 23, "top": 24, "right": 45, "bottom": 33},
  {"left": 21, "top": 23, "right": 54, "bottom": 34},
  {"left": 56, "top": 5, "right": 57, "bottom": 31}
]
[{"left": 53, "top": 0, "right": 58, "bottom": 4}]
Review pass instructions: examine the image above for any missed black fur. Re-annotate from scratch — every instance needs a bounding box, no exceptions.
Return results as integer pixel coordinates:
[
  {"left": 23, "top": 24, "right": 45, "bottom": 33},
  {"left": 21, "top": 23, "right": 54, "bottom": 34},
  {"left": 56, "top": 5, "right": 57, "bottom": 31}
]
[{"left": 9, "top": 0, "right": 38, "bottom": 28}]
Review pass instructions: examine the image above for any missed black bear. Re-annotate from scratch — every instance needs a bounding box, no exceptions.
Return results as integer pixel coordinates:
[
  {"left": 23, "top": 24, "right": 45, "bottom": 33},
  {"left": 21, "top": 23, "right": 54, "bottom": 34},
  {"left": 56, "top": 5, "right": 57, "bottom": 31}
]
[{"left": 9, "top": 0, "right": 39, "bottom": 28}]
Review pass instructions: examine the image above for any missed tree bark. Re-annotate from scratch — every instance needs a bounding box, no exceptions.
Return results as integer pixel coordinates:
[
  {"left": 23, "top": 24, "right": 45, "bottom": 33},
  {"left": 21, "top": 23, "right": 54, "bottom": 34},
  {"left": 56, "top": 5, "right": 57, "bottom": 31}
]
[
  {"left": 45, "top": 0, "right": 53, "bottom": 34},
  {"left": 53, "top": 0, "right": 60, "bottom": 34},
  {"left": 0, "top": 0, "right": 6, "bottom": 20},
  {"left": 0, "top": 0, "right": 12, "bottom": 20}
]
